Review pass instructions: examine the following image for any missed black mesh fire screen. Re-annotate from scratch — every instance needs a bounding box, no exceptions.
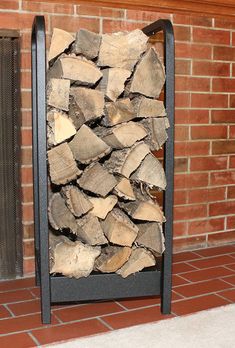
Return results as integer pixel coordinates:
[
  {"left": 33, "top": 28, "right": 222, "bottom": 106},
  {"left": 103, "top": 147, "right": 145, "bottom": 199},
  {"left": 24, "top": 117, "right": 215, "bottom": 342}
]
[{"left": 0, "top": 30, "right": 22, "bottom": 279}]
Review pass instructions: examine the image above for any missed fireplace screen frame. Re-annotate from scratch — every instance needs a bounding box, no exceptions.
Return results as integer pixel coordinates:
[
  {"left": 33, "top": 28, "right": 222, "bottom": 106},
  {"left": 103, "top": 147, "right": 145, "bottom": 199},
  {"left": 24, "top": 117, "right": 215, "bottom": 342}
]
[{"left": 31, "top": 15, "right": 174, "bottom": 324}]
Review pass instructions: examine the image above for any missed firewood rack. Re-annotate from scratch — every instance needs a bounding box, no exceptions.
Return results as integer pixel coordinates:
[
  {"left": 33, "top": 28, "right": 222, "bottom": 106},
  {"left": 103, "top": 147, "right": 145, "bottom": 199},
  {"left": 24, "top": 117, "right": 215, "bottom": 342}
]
[{"left": 31, "top": 15, "right": 175, "bottom": 324}]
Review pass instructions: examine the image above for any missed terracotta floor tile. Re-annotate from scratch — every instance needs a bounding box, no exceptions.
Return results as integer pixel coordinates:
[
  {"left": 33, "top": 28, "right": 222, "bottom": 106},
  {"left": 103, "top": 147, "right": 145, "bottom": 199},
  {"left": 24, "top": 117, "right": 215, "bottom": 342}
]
[
  {"left": 0, "top": 278, "right": 35, "bottom": 292},
  {"left": 0, "top": 313, "right": 58, "bottom": 335},
  {"left": 172, "top": 294, "right": 229, "bottom": 316},
  {"left": 0, "top": 289, "right": 34, "bottom": 304},
  {"left": 225, "top": 263, "right": 235, "bottom": 271},
  {"left": 182, "top": 266, "right": 234, "bottom": 282},
  {"left": 30, "top": 287, "right": 40, "bottom": 298},
  {"left": 0, "top": 333, "right": 36, "bottom": 348},
  {"left": 0, "top": 305, "right": 11, "bottom": 319},
  {"left": 188, "top": 255, "right": 235, "bottom": 269},
  {"left": 103, "top": 305, "right": 173, "bottom": 329},
  {"left": 172, "top": 262, "right": 198, "bottom": 274},
  {"left": 54, "top": 301, "right": 124, "bottom": 322},
  {"left": 172, "top": 274, "right": 190, "bottom": 287},
  {"left": 223, "top": 275, "right": 235, "bottom": 286},
  {"left": 8, "top": 299, "right": 41, "bottom": 316},
  {"left": 32, "top": 319, "right": 109, "bottom": 345},
  {"left": 219, "top": 289, "right": 235, "bottom": 302},
  {"left": 194, "top": 245, "right": 235, "bottom": 257},
  {"left": 174, "top": 279, "right": 233, "bottom": 298},
  {"left": 173, "top": 251, "right": 202, "bottom": 263}
]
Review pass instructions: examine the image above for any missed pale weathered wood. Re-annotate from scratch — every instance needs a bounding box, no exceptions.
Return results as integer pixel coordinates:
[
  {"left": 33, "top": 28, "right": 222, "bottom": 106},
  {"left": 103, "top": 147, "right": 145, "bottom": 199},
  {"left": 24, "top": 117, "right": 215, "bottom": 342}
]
[
  {"left": 73, "top": 29, "right": 101, "bottom": 59},
  {"left": 48, "top": 28, "right": 74, "bottom": 62},
  {"left": 114, "top": 177, "right": 136, "bottom": 201},
  {"left": 100, "top": 121, "right": 147, "bottom": 149},
  {"left": 105, "top": 141, "right": 150, "bottom": 178},
  {"left": 136, "top": 222, "right": 165, "bottom": 255},
  {"left": 47, "top": 110, "right": 76, "bottom": 146},
  {"left": 95, "top": 245, "right": 131, "bottom": 273},
  {"left": 77, "top": 213, "right": 108, "bottom": 245},
  {"left": 131, "top": 153, "right": 167, "bottom": 190},
  {"left": 68, "top": 125, "right": 111, "bottom": 164},
  {"left": 130, "top": 48, "right": 165, "bottom": 98},
  {"left": 119, "top": 199, "right": 165, "bottom": 223},
  {"left": 98, "top": 29, "right": 148, "bottom": 70},
  {"left": 78, "top": 162, "right": 118, "bottom": 197},
  {"left": 61, "top": 186, "right": 93, "bottom": 217},
  {"left": 102, "top": 98, "right": 135, "bottom": 127},
  {"left": 101, "top": 208, "right": 139, "bottom": 247},
  {"left": 70, "top": 87, "right": 105, "bottom": 124},
  {"left": 48, "top": 55, "right": 102, "bottom": 85},
  {"left": 69, "top": 95, "right": 84, "bottom": 130},
  {"left": 50, "top": 238, "right": 101, "bottom": 279},
  {"left": 132, "top": 97, "right": 167, "bottom": 118},
  {"left": 141, "top": 117, "right": 169, "bottom": 151},
  {"left": 47, "top": 143, "right": 81, "bottom": 185},
  {"left": 47, "top": 78, "right": 70, "bottom": 111},
  {"left": 89, "top": 195, "right": 118, "bottom": 219},
  {"left": 97, "top": 68, "right": 131, "bottom": 101},
  {"left": 48, "top": 193, "right": 78, "bottom": 234},
  {"left": 116, "top": 247, "right": 156, "bottom": 278}
]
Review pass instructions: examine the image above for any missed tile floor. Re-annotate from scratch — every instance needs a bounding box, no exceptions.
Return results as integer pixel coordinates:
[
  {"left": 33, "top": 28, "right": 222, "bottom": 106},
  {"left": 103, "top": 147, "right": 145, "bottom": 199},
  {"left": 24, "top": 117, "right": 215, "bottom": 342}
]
[{"left": 1, "top": 244, "right": 235, "bottom": 347}]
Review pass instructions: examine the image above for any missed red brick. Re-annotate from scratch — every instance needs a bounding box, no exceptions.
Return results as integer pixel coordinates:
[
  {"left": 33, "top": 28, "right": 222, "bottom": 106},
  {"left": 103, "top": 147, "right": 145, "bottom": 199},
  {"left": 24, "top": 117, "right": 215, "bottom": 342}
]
[
  {"left": 117, "top": 295, "right": 162, "bottom": 310},
  {"left": 173, "top": 236, "right": 207, "bottom": 253},
  {"left": 175, "top": 59, "right": 191, "bottom": 75},
  {"left": 0, "top": 0, "right": 19, "bottom": 10},
  {"left": 173, "top": 14, "right": 212, "bottom": 27},
  {"left": 0, "top": 305, "right": 11, "bottom": 319},
  {"left": 228, "top": 186, "right": 235, "bottom": 199},
  {"left": 172, "top": 262, "right": 197, "bottom": 274},
  {"left": 21, "top": 111, "right": 32, "bottom": 127},
  {"left": 191, "top": 125, "right": 227, "bottom": 140},
  {"left": 21, "top": 91, "right": 31, "bottom": 109},
  {"left": 22, "top": 204, "right": 34, "bottom": 221},
  {"left": 230, "top": 156, "right": 235, "bottom": 168},
  {"left": 210, "top": 171, "right": 235, "bottom": 186},
  {"left": 209, "top": 201, "right": 235, "bottom": 216},
  {"left": 0, "top": 12, "right": 36, "bottom": 30},
  {"left": 22, "top": 1, "right": 74, "bottom": 14},
  {"left": 172, "top": 294, "right": 229, "bottom": 315},
  {"left": 0, "top": 333, "right": 35, "bottom": 348},
  {"left": 219, "top": 289, "right": 235, "bottom": 302},
  {"left": 0, "top": 289, "right": 34, "bottom": 305},
  {"left": 21, "top": 71, "right": 31, "bottom": 89},
  {"left": 175, "top": 126, "right": 189, "bottom": 141},
  {"left": 103, "top": 20, "right": 144, "bottom": 33},
  {"left": 51, "top": 16, "right": 100, "bottom": 33},
  {"left": 174, "top": 26, "right": 191, "bottom": 42},
  {"left": 191, "top": 93, "right": 228, "bottom": 108},
  {"left": 208, "top": 231, "right": 235, "bottom": 246},
  {"left": 172, "top": 274, "right": 191, "bottom": 287},
  {"left": 226, "top": 263, "right": 235, "bottom": 271},
  {"left": 188, "top": 188, "right": 226, "bottom": 204},
  {"left": 127, "top": 10, "right": 170, "bottom": 21},
  {"left": 175, "top": 158, "right": 188, "bottom": 172},
  {"left": 214, "top": 18, "right": 235, "bottom": 29},
  {"left": 227, "top": 216, "right": 235, "bottom": 229},
  {"left": 8, "top": 299, "right": 40, "bottom": 316},
  {"left": 211, "top": 110, "right": 235, "bottom": 123},
  {"left": 21, "top": 32, "right": 31, "bottom": 51},
  {"left": 222, "top": 275, "right": 235, "bottom": 285},
  {"left": 175, "top": 173, "right": 209, "bottom": 189},
  {"left": 182, "top": 266, "right": 234, "bottom": 282},
  {"left": 21, "top": 167, "right": 33, "bottom": 184},
  {"left": 78, "top": 5, "right": 124, "bottom": 18},
  {"left": 188, "top": 217, "right": 225, "bottom": 234},
  {"left": 21, "top": 51, "right": 31, "bottom": 70},
  {"left": 195, "top": 245, "right": 235, "bottom": 257},
  {"left": 212, "top": 140, "right": 235, "bottom": 154},
  {"left": 174, "top": 204, "right": 207, "bottom": 221},
  {"left": 22, "top": 186, "right": 33, "bottom": 203},
  {"left": 193, "top": 61, "right": 230, "bottom": 77},
  {"left": 175, "top": 279, "right": 232, "bottom": 298},
  {"left": 193, "top": 28, "right": 230, "bottom": 45},
  {"left": 0, "top": 277, "right": 35, "bottom": 292},
  {"left": 214, "top": 46, "right": 235, "bottom": 61},
  {"left": 175, "top": 109, "right": 209, "bottom": 124},
  {"left": 176, "top": 76, "right": 210, "bottom": 92},
  {"left": 213, "top": 78, "right": 235, "bottom": 93},
  {"left": 21, "top": 129, "right": 32, "bottom": 146},
  {"left": 23, "top": 258, "right": 35, "bottom": 274},
  {"left": 176, "top": 43, "right": 212, "bottom": 59},
  {"left": 21, "top": 148, "right": 32, "bottom": 165},
  {"left": 191, "top": 255, "right": 235, "bottom": 268},
  {"left": 175, "top": 92, "right": 190, "bottom": 107},
  {"left": 175, "top": 141, "right": 210, "bottom": 156},
  {"left": 190, "top": 156, "right": 227, "bottom": 171},
  {"left": 23, "top": 240, "right": 35, "bottom": 258},
  {"left": 230, "top": 95, "right": 235, "bottom": 108},
  {"left": 173, "top": 251, "right": 202, "bottom": 263},
  {"left": 230, "top": 125, "right": 235, "bottom": 138},
  {"left": 173, "top": 221, "right": 188, "bottom": 237},
  {"left": 174, "top": 190, "right": 187, "bottom": 205},
  {"left": 23, "top": 224, "right": 34, "bottom": 239}
]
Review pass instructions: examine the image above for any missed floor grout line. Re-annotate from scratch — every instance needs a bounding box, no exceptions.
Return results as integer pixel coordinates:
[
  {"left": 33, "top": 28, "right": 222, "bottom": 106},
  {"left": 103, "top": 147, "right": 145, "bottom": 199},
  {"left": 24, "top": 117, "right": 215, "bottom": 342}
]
[
  {"left": 28, "top": 331, "right": 41, "bottom": 347},
  {"left": 97, "top": 317, "right": 114, "bottom": 331}
]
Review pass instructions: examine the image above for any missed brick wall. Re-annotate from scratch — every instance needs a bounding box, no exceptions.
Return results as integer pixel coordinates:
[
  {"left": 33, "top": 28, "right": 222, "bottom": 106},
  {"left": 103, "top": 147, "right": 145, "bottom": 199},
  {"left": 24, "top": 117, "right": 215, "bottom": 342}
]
[{"left": 1, "top": 0, "right": 235, "bottom": 275}]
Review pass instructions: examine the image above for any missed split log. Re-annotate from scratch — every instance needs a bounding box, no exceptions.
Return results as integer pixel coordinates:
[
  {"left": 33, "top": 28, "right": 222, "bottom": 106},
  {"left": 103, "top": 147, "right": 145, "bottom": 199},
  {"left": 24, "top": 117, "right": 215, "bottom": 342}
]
[
  {"left": 68, "top": 125, "right": 111, "bottom": 164},
  {"left": 130, "top": 48, "right": 165, "bottom": 98},
  {"left": 69, "top": 95, "right": 84, "bottom": 130},
  {"left": 73, "top": 29, "right": 101, "bottom": 59},
  {"left": 132, "top": 97, "right": 166, "bottom": 118},
  {"left": 89, "top": 195, "right": 118, "bottom": 219},
  {"left": 114, "top": 177, "right": 136, "bottom": 201},
  {"left": 99, "top": 121, "right": 147, "bottom": 149},
  {"left": 47, "top": 78, "right": 70, "bottom": 111},
  {"left": 101, "top": 208, "right": 139, "bottom": 247},
  {"left": 141, "top": 117, "right": 169, "bottom": 151},
  {"left": 102, "top": 98, "right": 135, "bottom": 127},
  {"left": 78, "top": 162, "right": 118, "bottom": 197},
  {"left": 95, "top": 246, "right": 131, "bottom": 273},
  {"left": 47, "top": 110, "right": 76, "bottom": 146},
  {"left": 47, "top": 143, "right": 81, "bottom": 185},
  {"left": 98, "top": 29, "right": 148, "bottom": 70},
  {"left": 77, "top": 213, "right": 108, "bottom": 245},
  {"left": 70, "top": 87, "right": 104, "bottom": 124},
  {"left": 48, "top": 28, "right": 74, "bottom": 62},
  {"left": 50, "top": 237, "right": 101, "bottom": 279},
  {"left": 61, "top": 186, "right": 93, "bottom": 217},
  {"left": 48, "top": 55, "right": 102, "bottom": 85},
  {"left": 48, "top": 193, "right": 78, "bottom": 234},
  {"left": 97, "top": 68, "right": 131, "bottom": 101},
  {"left": 119, "top": 199, "right": 165, "bottom": 223},
  {"left": 105, "top": 141, "right": 150, "bottom": 178},
  {"left": 136, "top": 222, "right": 165, "bottom": 255},
  {"left": 131, "top": 153, "right": 166, "bottom": 190},
  {"left": 116, "top": 247, "right": 156, "bottom": 278}
]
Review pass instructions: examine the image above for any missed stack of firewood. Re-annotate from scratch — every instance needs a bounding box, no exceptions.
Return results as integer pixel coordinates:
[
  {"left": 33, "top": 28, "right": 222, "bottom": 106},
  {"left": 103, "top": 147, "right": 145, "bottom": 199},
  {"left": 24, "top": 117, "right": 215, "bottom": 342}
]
[{"left": 47, "top": 27, "right": 169, "bottom": 279}]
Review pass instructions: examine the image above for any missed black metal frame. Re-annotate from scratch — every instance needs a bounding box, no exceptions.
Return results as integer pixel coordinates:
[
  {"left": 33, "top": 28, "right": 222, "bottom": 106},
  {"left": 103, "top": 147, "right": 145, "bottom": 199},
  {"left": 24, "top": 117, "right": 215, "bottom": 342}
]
[{"left": 31, "top": 15, "right": 174, "bottom": 324}]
